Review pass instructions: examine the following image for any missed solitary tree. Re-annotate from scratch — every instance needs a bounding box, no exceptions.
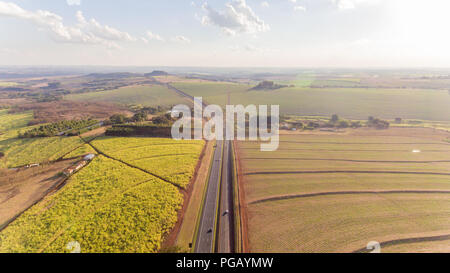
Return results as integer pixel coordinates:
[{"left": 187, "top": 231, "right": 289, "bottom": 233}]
[{"left": 331, "top": 114, "right": 339, "bottom": 123}]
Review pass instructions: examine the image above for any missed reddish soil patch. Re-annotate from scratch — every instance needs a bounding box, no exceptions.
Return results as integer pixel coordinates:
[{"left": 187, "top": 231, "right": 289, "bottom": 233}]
[
  {"left": 0, "top": 159, "right": 78, "bottom": 229},
  {"left": 9, "top": 100, "right": 132, "bottom": 124}
]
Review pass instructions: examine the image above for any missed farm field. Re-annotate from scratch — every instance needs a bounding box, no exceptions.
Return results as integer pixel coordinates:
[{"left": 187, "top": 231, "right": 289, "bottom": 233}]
[
  {"left": 0, "top": 110, "right": 33, "bottom": 133},
  {"left": 90, "top": 137, "right": 205, "bottom": 188},
  {"left": 171, "top": 82, "right": 250, "bottom": 106},
  {"left": 0, "top": 109, "right": 89, "bottom": 168},
  {"left": 63, "top": 144, "right": 97, "bottom": 159},
  {"left": 0, "top": 159, "right": 78, "bottom": 228},
  {"left": 0, "top": 136, "right": 84, "bottom": 168},
  {"left": 237, "top": 128, "right": 450, "bottom": 253},
  {"left": 248, "top": 193, "right": 450, "bottom": 253},
  {"left": 173, "top": 81, "right": 450, "bottom": 121},
  {"left": 380, "top": 238, "right": 450, "bottom": 253},
  {"left": 65, "top": 85, "right": 192, "bottom": 107},
  {"left": 0, "top": 156, "right": 183, "bottom": 253}
]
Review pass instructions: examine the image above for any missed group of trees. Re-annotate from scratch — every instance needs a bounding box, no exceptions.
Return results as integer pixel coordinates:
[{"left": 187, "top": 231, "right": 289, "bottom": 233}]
[
  {"left": 152, "top": 113, "right": 176, "bottom": 125},
  {"left": 108, "top": 112, "right": 147, "bottom": 125},
  {"left": 105, "top": 124, "right": 172, "bottom": 137},
  {"left": 19, "top": 119, "right": 99, "bottom": 138},
  {"left": 326, "top": 115, "right": 389, "bottom": 130},
  {"left": 108, "top": 112, "right": 175, "bottom": 126},
  {"left": 326, "top": 115, "right": 363, "bottom": 129},
  {"left": 284, "top": 114, "right": 390, "bottom": 131},
  {"left": 130, "top": 105, "right": 170, "bottom": 115},
  {"left": 367, "top": 116, "right": 390, "bottom": 129}
]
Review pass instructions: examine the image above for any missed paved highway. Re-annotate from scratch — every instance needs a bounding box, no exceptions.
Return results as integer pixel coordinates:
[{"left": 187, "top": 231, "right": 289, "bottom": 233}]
[
  {"left": 195, "top": 140, "right": 224, "bottom": 253},
  {"left": 217, "top": 140, "right": 234, "bottom": 253},
  {"left": 164, "top": 82, "right": 235, "bottom": 253}
]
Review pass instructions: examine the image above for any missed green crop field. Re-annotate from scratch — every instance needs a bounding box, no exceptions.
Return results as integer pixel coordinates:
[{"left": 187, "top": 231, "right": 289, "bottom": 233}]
[
  {"left": 91, "top": 137, "right": 204, "bottom": 188},
  {"left": 66, "top": 85, "right": 192, "bottom": 107},
  {"left": 237, "top": 129, "right": 450, "bottom": 252},
  {"left": 0, "top": 156, "right": 183, "bottom": 253},
  {"left": 0, "top": 136, "right": 84, "bottom": 168},
  {"left": 173, "top": 81, "right": 450, "bottom": 121},
  {"left": 0, "top": 110, "right": 33, "bottom": 133},
  {"left": 0, "top": 109, "right": 87, "bottom": 168},
  {"left": 312, "top": 79, "right": 362, "bottom": 87},
  {"left": 171, "top": 82, "right": 250, "bottom": 106}
]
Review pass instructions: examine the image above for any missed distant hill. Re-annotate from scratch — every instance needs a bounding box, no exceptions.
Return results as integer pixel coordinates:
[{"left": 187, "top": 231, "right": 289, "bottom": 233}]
[
  {"left": 145, "top": 70, "right": 169, "bottom": 77},
  {"left": 250, "top": 81, "right": 288, "bottom": 91},
  {"left": 85, "top": 72, "right": 140, "bottom": 79}
]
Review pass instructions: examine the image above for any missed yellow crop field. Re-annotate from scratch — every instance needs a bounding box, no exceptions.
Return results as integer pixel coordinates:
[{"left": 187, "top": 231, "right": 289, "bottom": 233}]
[
  {"left": 63, "top": 144, "right": 97, "bottom": 159},
  {"left": 0, "top": 156, "right": 183, "bottom": 253},
  {"left": 91, "top": 137, "right": 205, "bottom": 188},
  {"left": 0, "top": 136, "right": 84, "bottom": 168}
]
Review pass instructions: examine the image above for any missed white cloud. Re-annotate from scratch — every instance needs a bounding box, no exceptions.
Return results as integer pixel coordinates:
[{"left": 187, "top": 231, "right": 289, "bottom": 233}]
[
  {"left": 76, "top": 11, "right": 136, "bottom": 42},
  {"left": 261, "top": 1, "right": 269, "bottom": 8},
  {"left": 0, "top": 2, "right": 135, "bottom": 49},
  {"left": 294, "top": 5, "right": 306, "bottom": 12},
  {"left": 146, "top": 31, "right": 164, "bottom": 41},
  {"left": 288, "top": 0, "right": 297, "bottom": 3},
  {"left": 66, "top": 0, "right": 81, "bottom": 6},
  {"left": 331, "top": 0, "right": 380, "bottom": 10},
  {"left": 172, "top": 35, "right": 191, "bottom": 44},
  {"left": 201, "top": 0, "right": 269, "bottom": 36}
]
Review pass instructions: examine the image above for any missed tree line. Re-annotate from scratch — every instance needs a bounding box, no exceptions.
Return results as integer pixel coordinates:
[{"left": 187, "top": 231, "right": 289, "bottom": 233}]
[{"left": 19, "top": 119, "right": 99, "bottom": 138}]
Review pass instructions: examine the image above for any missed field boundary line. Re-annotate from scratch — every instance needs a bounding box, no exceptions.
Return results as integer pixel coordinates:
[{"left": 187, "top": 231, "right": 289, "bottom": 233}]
[
  {"left": 276, "top": 141, "right": 450, "bottom": 145},
  {"left": 111, "top": 142, "right": 204, "bottom": 153},
  {"left": 39, "top": 169, "right": 158, "bottom": 253},
  {"left": 250, "top": 190, "right": 450, "bottom": 204},
  {"left": 245, "top": 170, "right": 450, "bottom": 176},
  {"left": 130, "top": 153, "right": 200, "bottom": 162},
  {"left": 85, "top": 140, "right": 185, "bottom": 191},
  {"left": 242, "top": 158, "right": 450, "bottom": 164},
  {"left": 353, "top": 234, "right": 450, "bottom": 253},
  {"left": 239, "top": 148, "right": 450, "bottom": 152}
]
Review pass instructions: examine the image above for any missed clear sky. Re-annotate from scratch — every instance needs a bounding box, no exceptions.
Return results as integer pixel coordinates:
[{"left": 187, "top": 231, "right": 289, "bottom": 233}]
[{"left": 0, "top": 0, "right": 449, "bottom": 67}]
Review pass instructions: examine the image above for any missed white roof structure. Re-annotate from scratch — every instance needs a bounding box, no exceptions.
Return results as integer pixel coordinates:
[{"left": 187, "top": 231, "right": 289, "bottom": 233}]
[{"left": 84, "top": 154, "right": 96, "bottom": 161}]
